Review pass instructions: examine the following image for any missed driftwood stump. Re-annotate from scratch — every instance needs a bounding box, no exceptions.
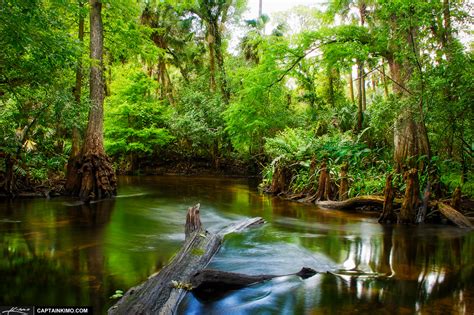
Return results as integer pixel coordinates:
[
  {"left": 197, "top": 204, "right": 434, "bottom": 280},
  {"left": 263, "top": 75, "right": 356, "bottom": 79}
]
[
  {"left": 108, "top": 204, "right": 265, "bottom": 315},
  {"left": 338, "top": 163, "right": 349, "bottom": 201},
  {"left": 399, "top": 168, "right": 420, "bottom": 224},
  {"left": 269, "top": 163, "right": 290, "bottom": 195},
  {"left": 315, "top": 160, "right": 331, "bottom": 201},
  {"left": 379, "top": 174, "right": 396, "bottom": 223}
]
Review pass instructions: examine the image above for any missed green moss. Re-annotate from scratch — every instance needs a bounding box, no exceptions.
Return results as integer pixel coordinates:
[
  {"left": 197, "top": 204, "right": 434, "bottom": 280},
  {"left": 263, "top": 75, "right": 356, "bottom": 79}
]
[{"left": 191, "top": 248, "right": 205, "bottom": 256}]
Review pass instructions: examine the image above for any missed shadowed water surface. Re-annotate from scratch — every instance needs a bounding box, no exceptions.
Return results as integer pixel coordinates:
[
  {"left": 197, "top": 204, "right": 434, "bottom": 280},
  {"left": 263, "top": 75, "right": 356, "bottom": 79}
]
[{"left": 0, "top": 176, "right": 472, "bottom": 314}]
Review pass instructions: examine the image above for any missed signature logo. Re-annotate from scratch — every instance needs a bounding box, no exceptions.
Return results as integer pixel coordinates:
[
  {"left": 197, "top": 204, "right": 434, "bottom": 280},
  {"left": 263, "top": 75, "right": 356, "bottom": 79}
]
[{"left": 1, "top": 307, "right": 31, "bottom": 315}]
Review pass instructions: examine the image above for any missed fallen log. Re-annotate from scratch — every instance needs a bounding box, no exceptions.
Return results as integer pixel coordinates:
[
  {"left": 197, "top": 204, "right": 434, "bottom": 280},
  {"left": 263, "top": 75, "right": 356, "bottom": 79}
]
[
  {"left": 316, "top": 195, "right": 403, "bottom": 210},
  {"left": 190, "top": 267, "right": 317, "bottom": 301},
  {"left": 316, "top": 195, "right": 472, "bottom": 229},
  {"left": 437, "top": 202, "right": 473, "bottom": 229},
  {"left": 108, "top": 204, "right": 265, "bottom": 315}
]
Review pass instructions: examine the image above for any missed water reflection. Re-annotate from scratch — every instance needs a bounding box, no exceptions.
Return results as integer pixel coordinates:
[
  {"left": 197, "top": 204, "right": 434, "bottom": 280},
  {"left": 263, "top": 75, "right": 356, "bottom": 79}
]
[{"left": 0, "top": 176, "right": 472, "bottom": 314}]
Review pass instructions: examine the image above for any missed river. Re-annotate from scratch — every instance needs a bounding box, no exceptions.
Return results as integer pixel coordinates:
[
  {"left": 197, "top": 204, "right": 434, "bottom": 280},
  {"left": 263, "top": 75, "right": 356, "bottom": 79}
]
[{"left": 0, "top": 176, "right": 472, "bottom": 314}]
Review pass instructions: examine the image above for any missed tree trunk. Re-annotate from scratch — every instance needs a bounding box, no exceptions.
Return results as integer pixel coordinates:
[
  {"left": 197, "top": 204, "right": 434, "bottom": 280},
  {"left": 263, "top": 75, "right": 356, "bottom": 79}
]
[
  {"left": 65, "top": 0, "right": 85, "bottom": 195},
  {"left": 416, "top": 180, "right": 430, "bottom": 224},
  {"left": 386, "top": 16, "right": 431, "bottom": 172},
  {"left": 348, "top": 73, "right": 355, "bottom": 105},
  {"left": 269, "top": 163, "right": 290, "bottom": 195},
  {"left": 356, "top": 60, "right": 364, "bottom": 131},
  {"left": 399, "top": 168, "right": 420, "bottom": 224},
  {"left": 207, "top": 29, "right": 217, "bottom": 92},
  {"left": 78, "top": 0, "right": 116, "bottom": 201},
  {"left": 442, "top": 0, "right": 453, "bottom": 59},
  {"left": 451, "top": 186, "right": 461, "bottom": 211},
  {"left": 108, "top": 204, "right": 265, "bottom": 314},
  {"left": 362, "top": 67, "right": 366, "bottom": 111},
  {"left": 213, "top": 21, "right": 229, "bottom": 103},
  {"left": 3, "top": 154, "right": 15, "bottom": 196},
  {"left": 338, "top": 163, "right": 349, "bottom": 201},
  {"left": 315, "top": 160, "right": 330, "bottom": 201},
  {"left": 381, "top": 62, "right": 389, "bottom": 98},
  {"left": 379, "top": 174, "right": 396, "bottom": 223}
]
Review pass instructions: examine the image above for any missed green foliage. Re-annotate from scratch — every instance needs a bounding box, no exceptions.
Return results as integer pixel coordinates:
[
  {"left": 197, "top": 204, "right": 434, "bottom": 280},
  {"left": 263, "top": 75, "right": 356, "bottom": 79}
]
[
  {"left": 0, "top": 0, "right": 472, "bottom": 199},
  {"left": 264, "top": 128, "right": 393, "bottom": 196},
  {"left": 169, "top": 77, "right": 226, "bottom": 159},
  {"left": 224, "top": 37, "right": 294, "bottom": 155},
  {"left": 105, "top": 64, "right": 174, "bottom": 160},
  {"left": 110, "top": 290, "right": 124, "bottom": 299}
]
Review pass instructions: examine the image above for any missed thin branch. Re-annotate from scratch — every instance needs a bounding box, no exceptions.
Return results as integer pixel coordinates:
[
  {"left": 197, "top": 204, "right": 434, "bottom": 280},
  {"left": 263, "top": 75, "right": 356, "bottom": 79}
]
[
  {"left": 267, "top": 40, "right": 336, "bottom": 89},
  {"left": 375, "top": 67, "right": 413, "bottom": 95}
]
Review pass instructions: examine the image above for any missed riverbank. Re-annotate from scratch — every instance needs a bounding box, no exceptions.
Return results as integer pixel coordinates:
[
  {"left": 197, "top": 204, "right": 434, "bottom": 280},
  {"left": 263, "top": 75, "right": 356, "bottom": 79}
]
[{"left": 0, "top": 159, "right": 261, "bottom": 198}]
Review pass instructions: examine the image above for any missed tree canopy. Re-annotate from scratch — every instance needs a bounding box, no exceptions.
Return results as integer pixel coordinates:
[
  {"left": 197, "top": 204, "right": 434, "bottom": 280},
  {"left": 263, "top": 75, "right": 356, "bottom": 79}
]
[{"left": 0, "top": 0, "right": 472, "bottom": 200}]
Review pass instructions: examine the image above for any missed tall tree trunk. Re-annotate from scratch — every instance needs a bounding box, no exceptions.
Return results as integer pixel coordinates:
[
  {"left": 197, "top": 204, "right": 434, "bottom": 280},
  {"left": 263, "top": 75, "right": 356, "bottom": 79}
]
[
  {"left": 442, "top": 0, "right": 453, "bottom": 59},
  {"left": 362, "top": 66, "right": 366, "bottom": 111},
  {"left": 65, "top": 0, "right": 85, "bottom": 195},
  {"left": 213, "top": 21, "right": 229, "bottom": 103},
  {"left": 78, "top": 0, "right": 116, "bottom": 201},
  {"left": 388, "top": 29, "right": 430, "bottom": 171},
  {"left": 328, "top": 68, "right": 335, "bottom": 108},
  {"left": 348, "top": 72, "right": 355, "bottom": 105},
  {"left": 381, "top": 61, "right": 389, "bottom": 98},
  {"left": 207, "top": 29, "right": 217, "bottom": 92},
  {"left": 356, "top": 60, "right": 364, "bottom": 131}
]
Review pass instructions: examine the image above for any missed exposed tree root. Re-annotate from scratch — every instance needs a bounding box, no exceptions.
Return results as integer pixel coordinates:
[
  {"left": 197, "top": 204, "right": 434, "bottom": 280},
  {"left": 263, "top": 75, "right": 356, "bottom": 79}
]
[{"left": 79, "top": 153, "right": 116, "bottom": 201}]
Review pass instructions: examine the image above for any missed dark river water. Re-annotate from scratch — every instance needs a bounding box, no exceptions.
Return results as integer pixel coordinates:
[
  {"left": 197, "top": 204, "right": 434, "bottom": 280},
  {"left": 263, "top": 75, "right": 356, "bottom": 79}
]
[{"left": 0, "top": 176, "right": 473, "bottom": 314}]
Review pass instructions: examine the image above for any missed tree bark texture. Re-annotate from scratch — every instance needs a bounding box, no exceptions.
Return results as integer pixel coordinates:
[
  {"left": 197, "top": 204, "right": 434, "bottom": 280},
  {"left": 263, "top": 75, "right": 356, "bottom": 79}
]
[
  {"left": 378, "top": 174, "right": 396, "bottom": 223},
  {"left": 78, "top": 0, "right": 116, "bottom": 201},
  {"left": 356, "top": 61, "right": 364, "bottom": 131},
  {"left": 65, "top": 0, "right": 85, "bottom": 195},
  {"left": 315, "top": 160, "right": 331, "bottom": 201},
  {"left": 108, "top": 204, "right": 265, "bottom": 314},
  {"left": 338, "top": 163, "right": 349, "bottom": 201},
  {"left": 451, "top": 186, "right": 461, "bottom": 211},
  {"left": 348, "top": 73, "right": 355, "bottom": 105},
  {"left": 399, "top": 168, "right": 420, "bottom": 224},
  {"left": 207, "top": 30, "right": 217, "bottom": 92},
  {"left": 269, "top": 163, "right": 290, "bottom": 195}
]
